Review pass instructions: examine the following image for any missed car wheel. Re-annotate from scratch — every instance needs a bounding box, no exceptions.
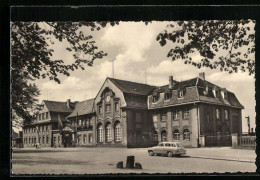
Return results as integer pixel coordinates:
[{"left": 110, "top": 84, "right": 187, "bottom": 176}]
[
  {"left": 149, "top": 151, "right": 154, "bottom": 156},
  {"left": 167, "top": 151, "right": 173, "bottom": 157}
]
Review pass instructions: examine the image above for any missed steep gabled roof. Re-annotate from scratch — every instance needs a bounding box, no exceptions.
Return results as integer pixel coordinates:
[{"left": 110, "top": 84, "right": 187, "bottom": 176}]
[
  {"left": 67, "top": 99, "right": 95, "bottom": 118},
  {"left": 108, "top": 77, "right": 156, "bottom": 96},
  {"left": 149, "top": 76, "right": 243, "bottom": 109},
  {"left": 43, "top": 100, "right": 73, "bottom": 113}
]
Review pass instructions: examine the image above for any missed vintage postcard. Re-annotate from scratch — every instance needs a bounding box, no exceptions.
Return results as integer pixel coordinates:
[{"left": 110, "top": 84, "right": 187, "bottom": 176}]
[{"left": 10, "top": 6, "right": 257, "bottom": 175}]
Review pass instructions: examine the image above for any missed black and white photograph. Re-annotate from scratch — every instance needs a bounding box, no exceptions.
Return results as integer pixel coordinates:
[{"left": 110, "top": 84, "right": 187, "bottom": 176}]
[{"left": 9, "top": 6, "right": 257, "bottom": 175}]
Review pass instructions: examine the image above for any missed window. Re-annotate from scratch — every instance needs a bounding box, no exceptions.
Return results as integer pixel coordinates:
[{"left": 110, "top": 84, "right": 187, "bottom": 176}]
[
  {"left": 224, "top": 92, "right": 227, "bottom": 99},
  {"left": 105, "top": 104, "right": 111, "bottom": 112},
  {"left": 136, "top": 112, "right": 141, "bottom": 123},
  {"left": 115, "top": 102, "right": 119, "bottom": 111},
  {"left": 39, "top": 137, "right": 41, "bottom": 144},
  {"left": 58, "top": 136, "right": 61, "bottom": 144},
  {"left": 83, "top": 135, "right": 87, "bottom": 144},
  {"left": 105, "top": 123, "right": 112, "bottom": 142},
  {"left": 173, "top": 129, "right": 180, "bottom": 141},
  {"left": 153, "top": 131, "right": 158, "bottom": 142},
  {"left": 82, "top": 119, "right": 86, "bottom": 127},
  {"left": 225, "top": 110, "right": 229, "bottom": 120},
  {"left": 161, "top": 111, "right": 167, "bottom": 122},
  {"left": 173, "top": 110, "right": 179, "bottom": 120},
  {"left": 206, "top": 112, "right": 210, "bottom": 123},
  {"left": 53, "top": 137, "right": 56, "bottom": 144},
  {"left": 98, "top": 105, "right": 102, "bottom": 114},
  {"left": 178, "top": 90, "right": 184, "bottom": 98},
  {"left": 46, "top": 136, "right": 49, "bottom": 144},
  {"left": 78, "top": 119, "right": 82, "bottom": 126},
  {"left": 216, "top": 90, "right": 219, "bottom": 98},
  {"left": 46, "top": 112, "right": 49, "bottom": 119},
  {"left": 42, "top": 136, "right": 45, "bottom": 144},
  {"left": 183, "top": 129, "right": 190, "bottom": 141},
  {"left": 39, "top": 114, "right": 41, "bottom": 120},
  {"left": 171, "top": 143, "right": 176, "bottom": 147},
  {"left": 165, "top": 143, "right": 171, "bottom": 147},
  {"left": 216, "top": 108, "right": 220, "bottom": 119},
  {"left": 115, "top": 122, "right": 122, "bottom": 141},
  {"left": 158, "top": 143, "right": 164, "bottom": 147},
  {"left": 161, "top": 130, "right": 167, "bottom": 142},
  {"left": 89, "top": 134, "right": 93, "bottom": 144},
  {"left": 164, "top": 93, "right": 170, "bottom": 101},
  {"left": 29, "top": 138, "right": 31, "bottom": 144},
  {"left": 183, "top": 109, "right": 190, "bottom": 119},
  {"left": 152, "top": 95, "right": 157, "bottom": 103},
  {"left": 42, "top": 113, "right": 45, "bottom": 120},
  {"left": 97, "top": 124, "right": 104, "bottom": 142}
]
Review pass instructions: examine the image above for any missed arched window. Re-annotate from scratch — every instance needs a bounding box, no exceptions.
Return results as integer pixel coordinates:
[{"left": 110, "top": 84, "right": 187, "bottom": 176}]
[
  {"left": 153, "top": 131, "right": 158, "bottom": 142},
  {"left": 183, "top": 129, "right": 190, "bottom": 141},
  {"left": 115, "top": 122, "right": 122, "bottom": 142},
  {"left": 161, "top": 130, "right": 167, "bottom": 142},
  {"left": 173, "top": 129, "right": 180, "bottom": 141},
  {"left": 97, "top": 124, "right": 104, "bottom": 142},
  {"left": 105, "top": 123, "right": 112, "bottom": 142}
]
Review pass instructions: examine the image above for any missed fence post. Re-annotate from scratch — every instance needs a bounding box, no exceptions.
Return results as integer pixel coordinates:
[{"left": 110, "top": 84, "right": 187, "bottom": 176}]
[{"left": 231, "top": 133, "right": 238, "bottom": 148}]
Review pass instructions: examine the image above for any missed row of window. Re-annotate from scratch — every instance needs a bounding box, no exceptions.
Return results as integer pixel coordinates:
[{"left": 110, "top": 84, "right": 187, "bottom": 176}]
[
  {"left": 24, "top": 136, "right": 49, "bottom": 144},
  {"left": 24, "top": 125, "right": 49, "bottom": 134},
  {"left": 216, "top": 109, "right": 229, "bottom": 120},
  {"left": 38, "top": 112, "right": 49, "bottom": 120},
  {"left": 98, "top": 102, "right": 119, "bottom": 114},
  {"left": 76, "top": 134, "right": 93, "bottom": 144},
  {"left": 153, "top": 109, "right": 190, "bottom": 122},
  {"left": 152, "top": 91, "right": 185, "bottom": 103},
  {"left": 71, "top": 117, "right": 93, "bottom": 127},
  {"left": 153, "top": 129, "right": 190, "bottom": 142},
  {"left": 97, "top": 122, "right": 122, "bottom": 142}
]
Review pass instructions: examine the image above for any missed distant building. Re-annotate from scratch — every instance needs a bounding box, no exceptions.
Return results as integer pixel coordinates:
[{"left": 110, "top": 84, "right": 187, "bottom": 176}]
[{"left": 22, "top": 73, "right": 243, "bottom": 148}]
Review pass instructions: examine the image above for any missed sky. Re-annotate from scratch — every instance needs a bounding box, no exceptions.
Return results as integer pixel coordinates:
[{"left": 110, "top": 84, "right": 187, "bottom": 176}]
[{"left": 28, "top": 21, "right": 255, "bottom": 133}]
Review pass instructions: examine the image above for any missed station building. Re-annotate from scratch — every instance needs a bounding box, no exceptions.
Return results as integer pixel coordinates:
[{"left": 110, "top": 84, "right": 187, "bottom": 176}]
[{"left": 22, "top": 73, "right": 243, "bottom": 148}]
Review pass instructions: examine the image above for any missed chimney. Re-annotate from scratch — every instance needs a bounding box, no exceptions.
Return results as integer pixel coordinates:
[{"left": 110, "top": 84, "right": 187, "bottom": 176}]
[
  {"left": 169, "top": 76, "right": 174, "bottom": 89},
  {"left": 66, "top": 99, "right": 71, "bottom": 109},
  {"left": 199, "top": 72, "right": 205, "bottom": 81}
]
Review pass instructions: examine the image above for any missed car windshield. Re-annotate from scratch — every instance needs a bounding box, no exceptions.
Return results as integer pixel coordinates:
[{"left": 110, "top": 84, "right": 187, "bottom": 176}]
[{"left": 176, "top": 143, "right": 183, "bottom": 147}]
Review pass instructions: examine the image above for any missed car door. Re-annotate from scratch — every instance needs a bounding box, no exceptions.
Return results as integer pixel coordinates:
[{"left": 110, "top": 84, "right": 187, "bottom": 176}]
[{"left": 154, "top": 143, "right": 164, "bottom": 154}]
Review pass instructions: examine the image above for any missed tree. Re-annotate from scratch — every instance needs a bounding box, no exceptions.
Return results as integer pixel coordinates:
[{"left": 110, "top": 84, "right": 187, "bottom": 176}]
[
  {"left": 11, "top": 21, "right": 118, "bottom": 124},
  {"left": 156, "top": 20, "right": 255, "bottom": 75}
]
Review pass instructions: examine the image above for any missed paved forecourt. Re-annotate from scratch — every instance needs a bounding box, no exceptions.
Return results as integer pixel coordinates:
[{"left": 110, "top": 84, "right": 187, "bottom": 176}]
[{"left": 12, "top": 147, "right": 256, "bottom": 174}]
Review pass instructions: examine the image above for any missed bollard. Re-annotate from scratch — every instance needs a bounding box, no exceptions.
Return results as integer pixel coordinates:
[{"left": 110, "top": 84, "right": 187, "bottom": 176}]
[
  {"left": 126, "top": 156, "right": 135, "bottom": 168},
  {"left": 135, "top": 162, "right": 142, "bottom": 169},
  {"left": 116, "top": 161, "right": 123, "bottom": 169}
]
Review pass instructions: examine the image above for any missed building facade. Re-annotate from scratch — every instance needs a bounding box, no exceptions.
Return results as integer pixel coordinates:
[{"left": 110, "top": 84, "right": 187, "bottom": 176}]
[{"left": 22, "top": 73, "right": 243, "bottom": 148}]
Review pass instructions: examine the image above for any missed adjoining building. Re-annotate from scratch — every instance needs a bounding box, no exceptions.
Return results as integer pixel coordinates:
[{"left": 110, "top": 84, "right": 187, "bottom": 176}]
[{"left": 22, "top": 73, "right": 243, "bottom": 148}]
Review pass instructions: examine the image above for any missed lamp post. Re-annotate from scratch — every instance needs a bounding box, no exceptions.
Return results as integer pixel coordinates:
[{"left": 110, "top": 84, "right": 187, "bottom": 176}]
[{"left": 245, "top": 116, "right": 250, "bottom": 135}]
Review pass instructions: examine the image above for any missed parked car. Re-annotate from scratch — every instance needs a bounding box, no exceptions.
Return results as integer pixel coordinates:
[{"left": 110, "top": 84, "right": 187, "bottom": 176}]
[{"left": 148, "top": 142, "right": 186, "bottom": 157}]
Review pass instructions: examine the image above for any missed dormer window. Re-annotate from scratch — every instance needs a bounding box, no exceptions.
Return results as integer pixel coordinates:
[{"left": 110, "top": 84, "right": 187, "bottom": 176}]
[
  {"left": 164, "top": 93, "right": 171, "bottom": 101},
  {"left": 224, "top": 92, "right": 227, "bottom": 99},
  {"left": 152, "top": 95, "right": 158, "bottom": 103},
  {"left": 215, "top": 90, "right": 219, "bottom": 98}
]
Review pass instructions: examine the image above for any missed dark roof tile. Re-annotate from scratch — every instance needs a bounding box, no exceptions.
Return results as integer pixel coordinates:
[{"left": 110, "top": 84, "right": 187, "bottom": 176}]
[
  {"left": 44, "top": 100, "right": 73, "bottom": 113},
  {"left": 67, "top": 99, "right": 95, "bottom": 118}
]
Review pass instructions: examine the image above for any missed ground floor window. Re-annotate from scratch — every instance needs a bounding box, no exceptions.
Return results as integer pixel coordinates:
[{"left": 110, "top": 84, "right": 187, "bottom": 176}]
[
  {"left": 106, "top": 123, "right": 112, "bottom": 142},
  {"left": 46, "top": 136, "right": 49, "bottom": 144},
  {"left": 89, "top": 134, "right": 93, "bottom": 144},
  {"left": 183, "top": 129, "right": 190, "bottom": 140},
  {"left": 83, "top": 134, "right": 87, "bottom": 144},
  {"left": 173, "top": 129, "right": 180, "bottom": 141},
  {"left": 53, "top": 137, "right": 56, "bottom": 144},
  {"left": 97, "top": 124, "right": 104, "bottom": 142},
  {"left": 115, "top": 122, "right": 122, "bottom": 142},
  {"left": 161, "top": 130, "right": 167, "bottom": 142},
  {"left": 153, "top": 131, "right": 158, "bottom": 142},
  {"left": 39, "top": 137, "right": 41, "bottom": 144},
  {"left": 42, "top": 136, "right": 45, "bottom": 144}
]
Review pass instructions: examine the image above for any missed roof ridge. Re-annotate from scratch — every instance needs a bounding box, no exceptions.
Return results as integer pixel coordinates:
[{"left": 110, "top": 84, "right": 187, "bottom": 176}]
[{"left": 108, "top": 77, "right": 156, "bottom": 87}]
